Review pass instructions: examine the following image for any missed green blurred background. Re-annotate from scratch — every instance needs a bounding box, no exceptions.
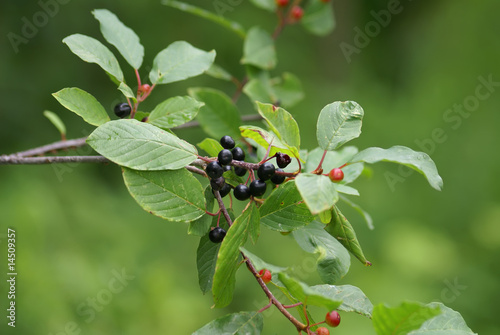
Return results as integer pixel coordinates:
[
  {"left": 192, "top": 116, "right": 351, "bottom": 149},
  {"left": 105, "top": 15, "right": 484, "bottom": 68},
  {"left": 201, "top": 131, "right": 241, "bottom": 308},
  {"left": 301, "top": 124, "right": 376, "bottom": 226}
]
[{"left": 1, "top": 0, "right": 499, "bottom": 334}]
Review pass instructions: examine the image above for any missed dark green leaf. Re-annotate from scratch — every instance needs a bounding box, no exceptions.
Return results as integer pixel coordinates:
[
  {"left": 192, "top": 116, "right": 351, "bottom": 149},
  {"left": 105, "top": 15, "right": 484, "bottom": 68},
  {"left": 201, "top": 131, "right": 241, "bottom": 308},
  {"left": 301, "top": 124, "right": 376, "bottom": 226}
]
[
  {"left": 257, "top": 102, "right": 300, "bottom": 149},
  {"left": 150, "top": 41, "right": 215, "bottom": 85},
  {"left": 212, "top": 204, "right": 260, "bottom": 307},
  {"left": 188, "top": 186, "right": 215, "bottom": 236},
  {"left": 409, "top": 302, "right": 477, "bottom": 334},
  {"left": 87, "top": 119, "right": 198, "bottom": 170},
  {"left": 259, "top": 181, "right": 314, "bottom": 232},
  {"left": 122, "top": 168, "right": 205, "bottom": 222},
  {"left": 148, "top": 96, "right": 203, "bottom": 129},
  {"left": 43, "top": 111, "right": 66, "bottom": 136},
  {"left": 292, "top": 222, "right": 350, "bottom": 284},
  {"left": 63, "top": 34, "right": 124, "bottom": 82},
  {"left": 189, "top": 88, "right": 242, "bottom": 139},
  {"left": 302, "top": 0, "right": 335, "bottom": 36},
  {"left": 295, "top": 173, "right": 338, "bottom": 215},
  {"left": 313, "top": 284, "right": 373, "bottom": 318},
  {"left": 373, "top": 302, "right": 442, "bottom": 335},
  {"left": 192, "top": 311, "right": 263, "bottom": 335},
  {"left": 196, "top": 232, "right": 221, "bottom": 294},
  {"left": 317, "top": 101, "right": 364, "bottom": 151},
  {"left": 350, "top": 145, "right": 443, "bottom": 191},
  {"left": 52, "top": 87, "right": 110, "bottom": 127},
  {"left": 92, "top": 9, "right": 144, "bottom": 69},
  {"left": 241, "top": 26, "right": 277, "bottom": 70}
]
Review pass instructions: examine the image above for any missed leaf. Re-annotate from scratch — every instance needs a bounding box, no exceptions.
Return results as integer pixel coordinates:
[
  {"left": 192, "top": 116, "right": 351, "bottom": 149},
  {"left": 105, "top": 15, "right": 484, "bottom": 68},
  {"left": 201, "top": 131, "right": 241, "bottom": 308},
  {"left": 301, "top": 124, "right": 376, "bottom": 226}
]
[
  {"left": 117, "top": 82, "right": 137, "bottom": 102},
  {"left": 162, "top": 0, "right": 246, "bottom": 39},
  {"left": 295, "top": 173, "right": 338, "bottom": 215},
  {"left": 52, "top": 87, "right": 110, "bottom": 127},
  {"left": 278, "top": 273, "right": 342, "bottom": 310},
  {"left": 259, "top": 181, "right": 314, "bottom": 232},
  {"left": 243, "top": 77, "right": 275, "bottom": 107},
  {"left": 196, "top": 232, "right": 221, "bottom": 294},
  {"left": 292, "top": 222, "right": 350, "bottom": 284},
  {"left": 188, "top": 186, "right": 215, "bottom": 236},
  {"left": 150, "top": 41, "right": 216, "bottom": 85},
  {"left": 240, "top": 125, "right": 300, "bottom": 159},
  {"left": 325, "top": 206, "right": 370, "bottom": 266},
  {"left": 339, "top": 195, "right": 374, "bottom": 230},
  {"left": 87, "top": 119, "right": 198, "bottom": 170},
  {"left": 197, "top": 138, "right": 224, "bottom": 157},
  {"left": 189, "top": 88, "right": 241, "bottom": 139},
  {"left": 316, "top": 101, "right": 364, "bottom": 151},
  {"left": 373, "top": 302, "right": 442, "bottom": 335},
  {"left": 241, "top": 26, "right": 277, "bottom": 70},
  {"left": 305, "top": 146, "right": 363, "bottom": 184},
  {"left": 302, "top": 0, "right": 335, "bottom": 36},
  {"left": 336, "top": 184, "right": 360, "bottom": 196},
  {"left": 249, "top": 0, "right": 276, "bottom": 12},
  {"left": 205, "top": 63, "right": 233, "bottom": 81},
  {"left": 313, "top": 284, "right": 373, "bottom": 318},
  {"left": 92, "top": 9, "right": 144, "bottom": 69},
  {"left": 63, "top": 34, "right": 124, "bottom": 82},
  {"left": 257, "top": 102, "right": 300, "bottom": 149},
  {"left": 408, "top": 302, "right": 477, "bottom": 335},
  {"left": 212, "top": 204, "right": 260, "bottom": 308},
  {"left": 272, "top": 72, "right": 304, "bottom": 108},
  {"left": 122, "top": 168, "right": 205, "bottom": 222},
  {"left": 240, "top": 247, "right": 287, "bottom": 274},
  {"left": 43, "top": 111, "right": 66, "bottom": 136},
  {"left": 192, "top": 311, "right": 263, "bottom": 335},
  {"left": 148, "top": 96, "right": 203, "bottom": 129},
  {"left": 349, "top": 146, "right": 444, "bottom": 191}
]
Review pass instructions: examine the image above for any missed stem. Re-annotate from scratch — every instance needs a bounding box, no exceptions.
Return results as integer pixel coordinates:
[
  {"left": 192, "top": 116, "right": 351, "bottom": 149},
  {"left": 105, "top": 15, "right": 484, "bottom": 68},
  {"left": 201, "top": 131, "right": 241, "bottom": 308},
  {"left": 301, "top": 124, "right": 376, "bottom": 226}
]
[
  {"left": 9, "top": 137, "right": 88, "bottom": 157},
  {"left": 135, "top": 68, "right": 142, "bottom": 88},
  {"left": 311, "top": 150, "right": 327, "bottom": 174},
  {"left": 283, "top": 302, "right": 303, "bottom": 309},
  {"left": 0, "top": 155, "right": 109, "bottom": 165},
  {"left": 232, "top": 76, "right": 249, "bottom": 103},
  {"left": 258, "top": 300, "right": 273, "bottom": 313}
]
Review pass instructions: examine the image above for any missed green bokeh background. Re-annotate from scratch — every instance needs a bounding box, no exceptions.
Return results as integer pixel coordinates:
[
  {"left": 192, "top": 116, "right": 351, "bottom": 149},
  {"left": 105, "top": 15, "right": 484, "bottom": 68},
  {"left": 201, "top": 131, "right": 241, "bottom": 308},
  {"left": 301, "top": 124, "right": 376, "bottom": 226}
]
[{"left": 1, "top": 0, "right": 499, "bottom": 334}]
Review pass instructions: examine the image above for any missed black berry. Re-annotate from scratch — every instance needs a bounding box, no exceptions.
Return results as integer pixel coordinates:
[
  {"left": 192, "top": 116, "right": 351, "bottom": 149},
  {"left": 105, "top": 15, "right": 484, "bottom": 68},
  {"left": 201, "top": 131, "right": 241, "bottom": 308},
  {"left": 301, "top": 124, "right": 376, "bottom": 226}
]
[
  {"left": 114, "top": 103, "right": 131, "bottom": 118},
  {"left": 231, "top": 147, "right": 245, "bottom": 161},
  {"left": 219, "top": 183, "right": 231, "bottom": 198},
  {"left": 257, "top": 162, "right": 276, "bottom": 181},
  {"left": 271, "top": 169, "right": 286, "bottom": 184},
  {"left": 250, "top": 179, "right": 267, "bottom": 197},
  {"left": 276, "top": 153, "right": 292, "bottom": 168},
  {"left": 210, "top": 177, "right": 225, "bottom": 191},
  {"left": 234, "top": 166, "right": 247, "bottom": 177},
  {"left": 209, "top": 227, "right": 226, "bottom": 243},
  {"left": 234, "top": 184, "right": 251, "bottom": 201},
  {"left": 220, "top": 135, "right": 235, "bottom": 149},
  {"left": 218, "top": 149, "right": 233, "bottom": 165},
  {"left": 206, "top": 161, "right": 223, "bottom": 179}
]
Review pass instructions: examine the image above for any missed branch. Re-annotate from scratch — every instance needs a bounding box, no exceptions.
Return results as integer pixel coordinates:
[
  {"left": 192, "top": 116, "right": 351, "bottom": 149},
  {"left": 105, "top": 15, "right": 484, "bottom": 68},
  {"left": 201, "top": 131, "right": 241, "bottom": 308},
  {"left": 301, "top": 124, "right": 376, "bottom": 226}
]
[
  {"left": 10, "top": 137, "right": 88, "bottom": 157},
  {"left": 0, "top": 155, "right": 110, "bottom": 165}
]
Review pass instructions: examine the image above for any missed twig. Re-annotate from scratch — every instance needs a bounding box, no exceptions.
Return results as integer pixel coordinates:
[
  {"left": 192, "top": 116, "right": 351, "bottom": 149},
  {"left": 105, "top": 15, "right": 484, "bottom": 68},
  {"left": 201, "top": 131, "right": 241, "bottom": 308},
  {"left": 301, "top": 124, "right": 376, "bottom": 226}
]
[
  {"left": 0, "top": 155, "right": 109, "bottom": 165},
  {"left": 10, "top": 137, "right": 88, "bottom": 157}
]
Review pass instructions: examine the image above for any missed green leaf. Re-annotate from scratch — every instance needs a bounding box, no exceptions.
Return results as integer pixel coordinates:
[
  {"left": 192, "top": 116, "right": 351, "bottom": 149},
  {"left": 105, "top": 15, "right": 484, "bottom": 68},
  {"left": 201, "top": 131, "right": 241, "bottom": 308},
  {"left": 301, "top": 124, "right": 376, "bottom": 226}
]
[
  {"left": 87, "top": 119, "right": 198, "bottom": 170},
  {"left": 305, "top": 146, "right": 364, "bottom": 184},
  {"left": 117, "top": 82, "right": 137, "bottom": 102},
  {"left": 336, "top": 184, "right": 360, "bottom": 196},
  {"left": 349, "top": 146, "right": 444, "bottom": 191},
  {"left": 409, "top": 302, "right": 477, "bottom": 335},
  {"left": 192, "top": 311, "right": 263, "bottom": 335},
  {"left": 272, "top": 72, "right": 305, "bottom": 108},
  {"left": 373, "top": 302, "right": 442, "bottom": 335},
  {"left": 147, "top": 96, "right": 203, "bottom": 129},
  {"left": 189, "top": 186, "right": 215, "bottom": 236},
  {"left": 197, "top": 138, "right": 224, "bottom": 157},
  {"left": 312, "top": 284, "right": 373, "bottom": 318},
  {"left": 150, "top": 41, "right": 215, "bottom": 85},
  {"left": 340, "top": 195, "right": 374, "bottom": 230},
  {"left": 292, "top": 222, "right": 350, "bottom": 284},
  {"left": 244, "top": 76, "right": 275, "bottom": 107},
  {"left": 241, "top": 26, "right": 277, "bottom": 70},
  {"left": 257, "top": 102, "right": 300, "bottom": 149},
  {"left": 240, "top": 125, "right": 300, "bottom": 159},
  {"left": 240, "top": 247, "right": 287, "bottom": 274},
  {"left": 325, "top": 206, "right": 370, "bottom": 266},
  {"left": 43, "top": 111, "right": 66, "bottom": 136},
  {"left": 52, "top": 87, "right": 110, "bottom": 127},
  {"left": 63, "top": 34, "right": 124, "bottom": 82},
  {"left": 205, "top": 63, "right": 233, "bottom": 81},
  {"left": 196, "top": 232, "right": 221, "bottom": 294},
  {"left": 259, "top": 181, "right": 314, "bottom": 232},
  {"left": 249, "top": 0, "right": 276, "bottom": 12},
  {"left": 212, "top": 204, "right": 260, "bottom": 307},
  {"left": 278, "top": 273, "right": 343, "bottom": 310},
  {"left": 122, "top": 168, "right": 205, "bottom": 222},
  {"left": 295, "top": 173, "right": 338, "bottom": 215},
  {"left": 302, "top": 0, "right": 335, "bottom": 36},
  {"left": 317, "top": 101, "right": 364, "bottom": 151},
  {"left": 162, "top": 0, "right": 246, "bottom": 39},
  {"left": 189, "top": 88, "right": 241, "bottom": 139},
  {"left": 92, "top": 9, "right": 144, "bottom": 69}
]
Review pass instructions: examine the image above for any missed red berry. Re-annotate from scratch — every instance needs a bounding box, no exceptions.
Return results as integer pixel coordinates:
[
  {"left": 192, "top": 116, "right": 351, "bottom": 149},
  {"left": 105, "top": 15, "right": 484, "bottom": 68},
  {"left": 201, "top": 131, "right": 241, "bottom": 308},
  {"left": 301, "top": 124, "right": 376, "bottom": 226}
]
[
  {"left": 258, "top": 269, "right": 272, "bottom": 284},
  {"left": 316, "top": 327, "right": 330, "bottom": 335},
  {"left": 139, "top": 84, "right": 151, "bottom": 93},
  {"left": 328, "top": 168, "right": 344, "bottom": 182},
  {"left": 275, "top": 0, "right": 289, "bottom": 7},
  {"left": 291, "top": 6, "right": 304, "bottom": 20},
  {"left": 325, "top": 310, "right": 341, "bottom": 327}
]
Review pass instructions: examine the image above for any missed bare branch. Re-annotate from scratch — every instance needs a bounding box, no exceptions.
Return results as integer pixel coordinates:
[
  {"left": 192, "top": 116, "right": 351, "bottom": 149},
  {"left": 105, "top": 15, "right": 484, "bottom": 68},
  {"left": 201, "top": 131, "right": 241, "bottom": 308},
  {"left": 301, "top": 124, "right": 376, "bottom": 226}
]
[
  {"left": 11, "top": 137, "right": 88, "bottom": 158},
  {"left": 0, "top": 155, "right": 109, "bottom": 165}
]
